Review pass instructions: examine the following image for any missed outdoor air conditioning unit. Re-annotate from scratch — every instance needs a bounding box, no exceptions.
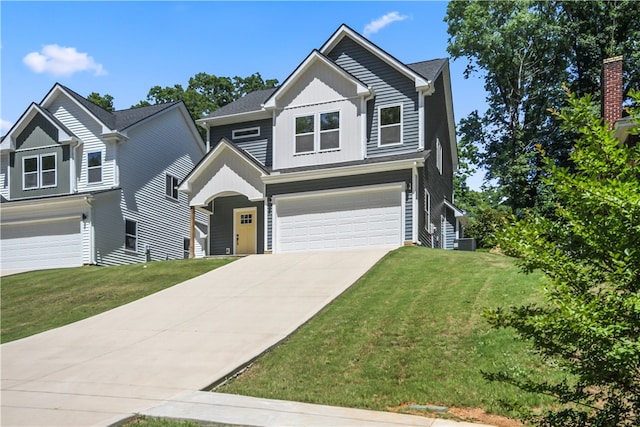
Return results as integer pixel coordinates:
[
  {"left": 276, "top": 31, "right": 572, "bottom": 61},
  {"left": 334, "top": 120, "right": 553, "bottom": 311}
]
[{"left": 454, "top": 238, "right": 476, "bottom": 251}]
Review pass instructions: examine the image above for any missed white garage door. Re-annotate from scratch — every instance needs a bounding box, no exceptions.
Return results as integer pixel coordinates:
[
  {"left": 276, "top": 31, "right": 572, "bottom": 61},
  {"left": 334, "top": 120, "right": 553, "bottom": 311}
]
[
  {"left": 1, "top": 219, "right": 82, "bottom": 271},
  {"left": 276, "top": 186, "right": 402, "bottom": 253}
]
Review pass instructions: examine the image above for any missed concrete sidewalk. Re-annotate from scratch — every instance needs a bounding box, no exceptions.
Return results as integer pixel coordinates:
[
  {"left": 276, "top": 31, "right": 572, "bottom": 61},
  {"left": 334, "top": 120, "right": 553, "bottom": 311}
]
[
  {"left": 1, "top": 249, "right": 391, "bottom": 426},
  {"left": 141, "top": 391, "right": 495, "bottom": 427}
]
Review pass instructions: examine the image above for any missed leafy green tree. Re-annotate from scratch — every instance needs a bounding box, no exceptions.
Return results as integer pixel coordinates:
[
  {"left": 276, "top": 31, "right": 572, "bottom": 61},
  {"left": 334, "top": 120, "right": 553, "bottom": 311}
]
[
  {"left": 446, "top": 0, "right": 640, "bottom": 213},
  {"left": 487, "top": 90, "right": 640, "bottom": 426},
  {"left": 134, "top": 72, "right": 278, "bottom": 121},
  {"left": 86, "top": 92, "right": 114, "bottom": 111}
]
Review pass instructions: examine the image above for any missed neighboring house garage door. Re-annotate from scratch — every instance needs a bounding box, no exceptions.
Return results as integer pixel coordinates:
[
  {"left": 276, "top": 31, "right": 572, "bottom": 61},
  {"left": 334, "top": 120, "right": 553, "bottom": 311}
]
[
  {"left": 0, "top": 219, "right": 82, "bottom": 271},
  {"left": 275, "top": 184, "right": 403, "bottom": 253}
]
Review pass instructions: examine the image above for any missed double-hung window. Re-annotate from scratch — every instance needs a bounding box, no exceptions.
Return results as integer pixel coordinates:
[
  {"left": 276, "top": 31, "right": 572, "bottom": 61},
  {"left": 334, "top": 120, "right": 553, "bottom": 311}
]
[
  {"left": 295, "top": 111, "right": 340, "bottom": 154},
  {"left": 87, "top": 152, "right": 102, "bottom": 183},
  {"left": 22, "top": 154, "right": 56, "bottom": 190},
  {"left": 379, "top": 104, "right": 402, "bottom": 146},
  {"left": 165, "top": 174, "right": 179, "bottom": 200},
  {"left": 125, "top": 219, "right": 138, "bottom": 252}
]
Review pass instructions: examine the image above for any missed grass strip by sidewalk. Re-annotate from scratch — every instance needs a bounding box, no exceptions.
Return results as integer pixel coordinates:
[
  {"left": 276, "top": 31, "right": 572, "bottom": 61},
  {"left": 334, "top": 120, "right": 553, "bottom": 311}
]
[
  {"left": 0, "top": 258, "right": 234, "bottom": 343},
  {"left": 218, "top": 247, "right": 560, "bottom": 420}
]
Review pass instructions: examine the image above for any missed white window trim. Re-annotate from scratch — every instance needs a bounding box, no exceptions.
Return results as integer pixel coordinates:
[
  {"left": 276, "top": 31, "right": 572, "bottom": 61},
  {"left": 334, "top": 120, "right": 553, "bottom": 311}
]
[
  {"left": 232, "top": 126, "right": 260, "bottom": 140},
  {"left": 166, "top": 173, "right": 179, "bottom": 200},
  {"left": 378, "top": 103, "right": 403, "bottom": 147},
  {"left": 125, "top": 219, "right": 138, "bottom": 253},
  {"left": 87, "top": 151, "right": 103, "bottom": 184},
  {"left": 40, "top": 153, "right": 57, "bottom": 188},
  {"left": 22, "top": 153, "right": 57, "bottom": 190},
  {"left": 22, "top": 155, "right": 39, "bottom": 190},
  {"left": 293, "top": 110, "right": 341, "bottom": 155},
  {"left": 183, "top": 237, "right": 190, "bottom": 259},
  {"left": 436, "top": 138, "right": 443, "bottom": 174},
  {"left": 318, "top": 110, "right": 341, "bottom": 152}
]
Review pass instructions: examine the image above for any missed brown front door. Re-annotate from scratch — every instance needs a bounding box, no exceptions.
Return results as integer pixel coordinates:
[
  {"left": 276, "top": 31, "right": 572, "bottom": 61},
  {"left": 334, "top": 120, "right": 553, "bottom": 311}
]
[{"left": 234, "top": 208, "right": 257, "bottom": 254}]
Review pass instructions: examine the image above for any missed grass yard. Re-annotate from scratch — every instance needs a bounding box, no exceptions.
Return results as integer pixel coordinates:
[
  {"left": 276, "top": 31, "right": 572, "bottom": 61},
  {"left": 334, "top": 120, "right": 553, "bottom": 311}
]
[
  {"left": 217, "top": 247, "right": 560, "bottom": 424},
  {"left": 0, "top": 258, "right": 234, "bottom": 343}
]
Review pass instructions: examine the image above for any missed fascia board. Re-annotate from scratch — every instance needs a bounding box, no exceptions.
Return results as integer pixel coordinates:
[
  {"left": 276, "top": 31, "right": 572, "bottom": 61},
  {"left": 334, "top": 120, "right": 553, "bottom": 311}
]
[
  {"left": 320, "top": 25, "right": 431, "bottom": 92},
  {"left": 263, "top": 50, "right": 372, "bottom": 110},
  {"left": 0, "top": 193, "right": 92, "bottom": 218},
  {"left": 262, "top": 158, "right": 425, "bottom": 185},
  {"left": 197, "top": 109, "right": 272, "bottom": 128},
  {"left": 273, "top": 181, "right": 405, "bottom": 202}
]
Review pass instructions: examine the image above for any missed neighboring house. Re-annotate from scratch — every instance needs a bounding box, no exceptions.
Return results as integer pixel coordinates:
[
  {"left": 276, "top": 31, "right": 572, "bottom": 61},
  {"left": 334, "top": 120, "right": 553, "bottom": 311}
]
[
  {"left": 0, "top": 83, "right": 206, "bottom": 272},
  {"left": 180, "top": 24, "right": 464, "bottom": 256}
]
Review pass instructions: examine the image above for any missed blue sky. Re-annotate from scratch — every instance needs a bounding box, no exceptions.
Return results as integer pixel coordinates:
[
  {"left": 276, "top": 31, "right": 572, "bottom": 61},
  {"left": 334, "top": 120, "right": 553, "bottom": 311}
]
[{"left": 1, "top": 1, "right": 487, "bottom": 186}]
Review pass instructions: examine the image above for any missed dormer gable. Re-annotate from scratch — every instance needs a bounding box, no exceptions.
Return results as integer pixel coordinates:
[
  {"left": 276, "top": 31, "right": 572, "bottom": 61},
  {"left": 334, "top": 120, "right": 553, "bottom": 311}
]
[
  {"left": 263, "top": 50, "right": 372, "bottom": 110},
  {"left": 0, "top": 103, "right": 79, "bottom": 153}
]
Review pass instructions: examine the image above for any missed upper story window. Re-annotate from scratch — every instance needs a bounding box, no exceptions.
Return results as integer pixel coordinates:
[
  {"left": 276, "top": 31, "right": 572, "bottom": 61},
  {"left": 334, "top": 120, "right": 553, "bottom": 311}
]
[
  {"left": 379, "top": 104, "right": 402, "bottom": 146},
  {"left": 232, "top": 127, "right": 260, "bottom": 140},
  {"left": 436, "top": 138, "right": 443, "bottom": 174},
  {"left": 23, "top": 153, "right": 56, "bottom": 190},
  {"left": 165, "top": 174, "right": 179, "bottom": 200},
  {"left": 125, "top": 219, "right": 138, "bottom": 252},
  {"left": 87, "top": 151, "right": 102, "bottom": 183},
  {"left": 295, "top": 111, "right": 341, "bottom": 154}
]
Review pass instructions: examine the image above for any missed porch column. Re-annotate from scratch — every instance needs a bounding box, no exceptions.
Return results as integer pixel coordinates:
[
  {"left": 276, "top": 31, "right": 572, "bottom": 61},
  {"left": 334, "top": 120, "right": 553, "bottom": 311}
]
[{"left": 189, "top": 206, "right": 195, "bottom": 259}]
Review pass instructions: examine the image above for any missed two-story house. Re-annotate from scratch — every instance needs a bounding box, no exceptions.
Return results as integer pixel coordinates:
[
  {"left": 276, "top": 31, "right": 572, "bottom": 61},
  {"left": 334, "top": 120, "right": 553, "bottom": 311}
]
[
  {"left": 0, "top": 83, "right": 206, "bottom": 272},
  {"left": 179, "top": 24, "right": 465, "bottom": 256}
]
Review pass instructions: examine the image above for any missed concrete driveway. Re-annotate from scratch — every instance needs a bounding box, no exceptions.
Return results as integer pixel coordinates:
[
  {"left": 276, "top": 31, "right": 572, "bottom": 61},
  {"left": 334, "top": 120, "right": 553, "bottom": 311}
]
[{"left": 1, "top": 248, "right": 391, "bottom": 427}]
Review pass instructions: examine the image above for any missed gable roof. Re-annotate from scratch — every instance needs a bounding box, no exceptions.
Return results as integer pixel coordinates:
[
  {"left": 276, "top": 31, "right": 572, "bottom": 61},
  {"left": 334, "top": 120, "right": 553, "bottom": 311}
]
[
  {"left": 41, "top": 83, "right": 181, "bottom": 133},
  {"left": 320, "top": 24, "right": 432, "bottom": 92},
  {"left": 407, "top": 59, "right": 449, "bottom": 83},
  {"left": 0, "top": 102, "right": 79, "bottom": 153},
  {"left": 262, "top": 49, "right": 372, "bottom": 109},
  {"left": 204, "top": 88, "right": 277, "bottom": 119}
]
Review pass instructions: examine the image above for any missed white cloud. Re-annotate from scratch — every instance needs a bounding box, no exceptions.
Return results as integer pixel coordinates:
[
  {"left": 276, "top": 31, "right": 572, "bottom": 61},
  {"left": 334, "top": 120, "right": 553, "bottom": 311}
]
[
  {"left": 1, "top": 118, "right": 13, "bottom": 133},
  {"left": 23, "top": 44, "right": 107, "bottom": 77},
  {"left": 363, "top": 12, "right": 409, "bottom": 36}
]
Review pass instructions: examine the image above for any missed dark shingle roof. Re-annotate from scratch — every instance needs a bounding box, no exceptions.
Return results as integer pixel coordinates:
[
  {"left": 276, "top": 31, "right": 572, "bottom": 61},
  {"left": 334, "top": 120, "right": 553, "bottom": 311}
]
[
  {"left": 407, "top": 59, "right": 448, "bottom": 82},
  {"left": 58, "top": 84, "right": 179, "bottom": 131},
  {"left": 203, "top": 88, "right": 277, "bottom": 119},
  {"left": 114, "top": 103, "right": 179, "bottom": 129}
]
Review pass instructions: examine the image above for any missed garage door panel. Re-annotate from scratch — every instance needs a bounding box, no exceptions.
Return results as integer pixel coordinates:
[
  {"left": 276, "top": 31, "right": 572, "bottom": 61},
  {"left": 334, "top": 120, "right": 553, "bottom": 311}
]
[
  {"left": 276, "top": 187, "right": 402, "bottom": 253},
  {"left": 1, "top": 220, "right": 82, "bottom": 271}
]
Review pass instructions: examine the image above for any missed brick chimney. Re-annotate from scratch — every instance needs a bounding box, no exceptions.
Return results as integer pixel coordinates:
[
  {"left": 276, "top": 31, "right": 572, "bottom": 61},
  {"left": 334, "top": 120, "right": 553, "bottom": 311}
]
[{"left": 602, "top": 56, "right": 623, "bottom": 128}]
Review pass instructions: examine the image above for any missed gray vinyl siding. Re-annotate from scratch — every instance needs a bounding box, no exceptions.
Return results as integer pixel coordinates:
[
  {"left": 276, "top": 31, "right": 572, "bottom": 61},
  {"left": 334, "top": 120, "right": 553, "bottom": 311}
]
[
  {"left": 0, "top": 153, "right": 9, "bottom": 200},
  {"left": 326, "top": 37, "right": 419, "bottom": 156},
  {"left": 418, "top": 74, "right": 455, "bottom": 249},
  {"left": 93, "top": 190, "right": 128, "bottom": 265},
  {"left": 209, "top": 119, "right": 272, "bottom": 167},
  {"left": 267, "top": 169, "right": 412, "bottom": 241},
  {"left": 15, "top": 112, "right": 59, "bottom": 151},
  {"left": 209, "top": 195, "right": 264, "bottom": 255},
  {"left": 97, "top": 108, "right": 203, "bottom": 265},
  {"left": 10, "top": 145, "right": 71, "bottom": 199}
]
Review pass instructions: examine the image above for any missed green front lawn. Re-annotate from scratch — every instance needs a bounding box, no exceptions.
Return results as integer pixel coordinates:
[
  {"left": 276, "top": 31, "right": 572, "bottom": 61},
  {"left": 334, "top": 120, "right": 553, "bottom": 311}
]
[
  {"left": 217, "top": 247, "right": 560, "bottom": 422},
  {"left": 0, "top": 258, "right": 234, "bottom": 343}
]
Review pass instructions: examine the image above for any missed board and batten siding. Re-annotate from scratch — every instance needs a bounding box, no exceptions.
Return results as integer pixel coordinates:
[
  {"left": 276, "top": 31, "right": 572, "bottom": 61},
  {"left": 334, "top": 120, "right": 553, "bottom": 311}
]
[
  {"left": 48, "top": 94, "right": 117, "bottom": 192},
  {"left": 326, "top": 37, "right": 419, "bottom": 157},
  {"left": 97, "top": 107, "right": 203, "bottom": 265},
  {"left": 273, "top": 60, "right": 364, "bottom": 170},
  {"left": 210, "top": 119, "right": 272, "bottom": 167}
]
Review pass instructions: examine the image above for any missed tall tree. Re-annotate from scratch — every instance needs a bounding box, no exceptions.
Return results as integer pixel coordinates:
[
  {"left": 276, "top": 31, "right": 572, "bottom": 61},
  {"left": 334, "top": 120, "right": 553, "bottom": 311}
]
[
  {"left": 446, "top": 0, "right": 569, "bottom": 213},
  {"left": 446, "top": 0, "right": 640, "bottom": 212},
  {"left": 489, "top": 90, "right": 640, "bottom": 426},
  {"left": 86, "top": 92, "right": 114, "bottom": 111}
]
